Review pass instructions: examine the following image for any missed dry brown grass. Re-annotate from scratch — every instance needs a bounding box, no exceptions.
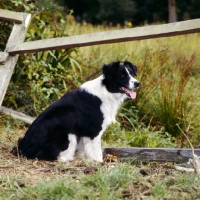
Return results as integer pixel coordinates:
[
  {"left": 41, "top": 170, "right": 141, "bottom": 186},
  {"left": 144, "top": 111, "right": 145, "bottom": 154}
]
[
  {"left": 0, "top": 127, "right": 96, "bottom": 186},
  {"left": 0, "top": 122, "right": 119, "bottom": 188}
]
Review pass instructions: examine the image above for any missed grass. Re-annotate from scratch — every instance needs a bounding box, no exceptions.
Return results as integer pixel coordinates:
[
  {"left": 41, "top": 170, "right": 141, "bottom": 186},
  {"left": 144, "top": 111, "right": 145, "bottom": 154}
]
[{"left": 0, "top": 117, "right": 200, "bottom": 199}]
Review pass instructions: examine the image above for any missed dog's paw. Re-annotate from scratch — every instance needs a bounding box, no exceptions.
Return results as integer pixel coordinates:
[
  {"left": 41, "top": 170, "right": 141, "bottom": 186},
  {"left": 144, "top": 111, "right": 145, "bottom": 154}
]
[{"left": 58, "top": 156, "right": 73, "bottom": 162}]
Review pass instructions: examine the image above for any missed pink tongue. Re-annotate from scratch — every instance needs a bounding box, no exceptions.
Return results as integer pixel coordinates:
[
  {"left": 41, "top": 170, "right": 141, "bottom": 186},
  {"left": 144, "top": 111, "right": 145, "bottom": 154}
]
[{"left": 126, "top": 89, "right": 136, "bottom": 99}]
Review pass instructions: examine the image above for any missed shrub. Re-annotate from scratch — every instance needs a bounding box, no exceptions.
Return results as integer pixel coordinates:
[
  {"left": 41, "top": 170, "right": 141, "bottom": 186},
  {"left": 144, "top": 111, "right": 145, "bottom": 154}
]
[{"left": 3, "top": 11, "right": 83, "bottom": 116}]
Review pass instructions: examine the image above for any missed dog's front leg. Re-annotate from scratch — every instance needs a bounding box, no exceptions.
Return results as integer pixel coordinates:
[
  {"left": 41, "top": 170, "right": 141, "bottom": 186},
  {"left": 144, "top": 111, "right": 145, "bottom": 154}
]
[{"left": 82, "top": 135, "right": 103, "bottom": 162}]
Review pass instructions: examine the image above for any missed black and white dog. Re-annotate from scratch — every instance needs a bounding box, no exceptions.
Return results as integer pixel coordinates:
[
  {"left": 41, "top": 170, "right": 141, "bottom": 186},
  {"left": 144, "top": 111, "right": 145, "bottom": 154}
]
[{"left": 14, "top": 61, "right": 140, "bottom": 162}]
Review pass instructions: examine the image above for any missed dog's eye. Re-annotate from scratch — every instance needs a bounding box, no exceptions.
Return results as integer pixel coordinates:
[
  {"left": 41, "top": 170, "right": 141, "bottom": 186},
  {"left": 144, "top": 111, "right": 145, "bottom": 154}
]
[{"left": 121, "top": 74, "right": 125, "bottom": 78}]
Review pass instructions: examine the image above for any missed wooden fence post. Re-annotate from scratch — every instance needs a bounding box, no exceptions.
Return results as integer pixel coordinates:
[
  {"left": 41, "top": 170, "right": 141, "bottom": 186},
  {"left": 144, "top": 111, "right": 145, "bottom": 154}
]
[{"left": 0, "top": 10, "right": 31, "bottom": 106}]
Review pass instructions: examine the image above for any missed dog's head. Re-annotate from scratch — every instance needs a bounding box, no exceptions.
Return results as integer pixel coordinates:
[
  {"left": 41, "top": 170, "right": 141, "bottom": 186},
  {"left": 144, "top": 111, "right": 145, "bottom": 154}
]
[{"left": 102, "top": 61, "right": 140, "bottom": 99}]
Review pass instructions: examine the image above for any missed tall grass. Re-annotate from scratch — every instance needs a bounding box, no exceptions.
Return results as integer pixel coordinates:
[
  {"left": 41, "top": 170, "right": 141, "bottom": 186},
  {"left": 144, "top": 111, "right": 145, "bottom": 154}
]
[{"left": 135, "top": 49, "right": 197, "bottom": 137}]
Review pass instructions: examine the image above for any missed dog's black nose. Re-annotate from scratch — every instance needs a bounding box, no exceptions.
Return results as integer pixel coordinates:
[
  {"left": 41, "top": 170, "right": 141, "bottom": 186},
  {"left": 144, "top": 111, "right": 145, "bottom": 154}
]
[{"left": 134, "top": 81, "right": 140, "bottom": 88}]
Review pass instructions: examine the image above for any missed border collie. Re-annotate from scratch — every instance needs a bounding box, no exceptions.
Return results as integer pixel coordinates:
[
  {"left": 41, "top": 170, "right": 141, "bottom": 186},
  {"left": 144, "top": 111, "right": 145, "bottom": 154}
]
[{"left": 13, "top": 61, "right": 140, "bottom": 162}]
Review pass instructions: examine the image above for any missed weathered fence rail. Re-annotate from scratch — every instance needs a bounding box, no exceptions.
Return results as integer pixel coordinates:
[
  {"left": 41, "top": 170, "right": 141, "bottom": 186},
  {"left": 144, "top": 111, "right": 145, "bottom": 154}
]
[
  {"left": 8, "top": 18, "right": 200, "bottom": 55},
  {"left": 0, "top": 9, "right": 200, "bottom": 162}
]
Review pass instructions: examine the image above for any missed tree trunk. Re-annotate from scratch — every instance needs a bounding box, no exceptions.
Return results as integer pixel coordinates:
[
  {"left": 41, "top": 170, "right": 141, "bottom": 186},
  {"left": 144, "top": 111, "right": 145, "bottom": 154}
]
[{"left": 168, "top": 0, "right": 177, "bottom": 23}]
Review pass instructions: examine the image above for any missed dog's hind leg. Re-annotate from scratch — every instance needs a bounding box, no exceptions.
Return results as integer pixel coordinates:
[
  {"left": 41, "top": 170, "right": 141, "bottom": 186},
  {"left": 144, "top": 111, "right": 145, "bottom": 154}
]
[{"left": 58, "top": 134, "right": 77, "bottom": 162}]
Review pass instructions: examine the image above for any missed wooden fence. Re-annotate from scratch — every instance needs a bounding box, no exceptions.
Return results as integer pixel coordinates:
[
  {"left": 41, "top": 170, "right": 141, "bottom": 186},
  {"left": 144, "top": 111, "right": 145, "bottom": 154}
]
[{"left": 0, "top": 9, "right": 200, "bottom": 162}]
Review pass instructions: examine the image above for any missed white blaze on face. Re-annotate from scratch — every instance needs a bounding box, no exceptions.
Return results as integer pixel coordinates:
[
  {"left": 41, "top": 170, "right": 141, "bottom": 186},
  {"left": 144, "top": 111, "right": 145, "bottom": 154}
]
[{"left": 124, "top": 67, "right": 139, "bottom": 99}]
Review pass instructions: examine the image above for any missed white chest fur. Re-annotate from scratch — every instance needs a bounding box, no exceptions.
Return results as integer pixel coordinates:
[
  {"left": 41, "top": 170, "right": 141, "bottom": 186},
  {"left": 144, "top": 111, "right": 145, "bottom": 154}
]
[{"left": 80, "top": 76, "right": 126, "bottom": 135}]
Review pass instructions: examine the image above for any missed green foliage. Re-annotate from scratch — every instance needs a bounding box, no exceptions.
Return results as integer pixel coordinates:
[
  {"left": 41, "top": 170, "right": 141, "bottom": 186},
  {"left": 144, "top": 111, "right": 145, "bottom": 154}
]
[
  {"left": 128, "top": 128, "right": 176, "bottom": 148},
  {"left": 103, "top": 122, "right": 176, "bottom": 148},
  {"left": 3, "top": 11, "right": 83, "bottom": 116},
  {"left": 103, "top": 106, "right": 176, "bottom": 148},
  {"left": 0, "top": 0, "right": 37, "bottom": 50},
  {"left": 20, "top": 179, "right": 78, "bottom": 199},
  {"left": 82, "top": 164, "right": 134, "bottom": 199}
]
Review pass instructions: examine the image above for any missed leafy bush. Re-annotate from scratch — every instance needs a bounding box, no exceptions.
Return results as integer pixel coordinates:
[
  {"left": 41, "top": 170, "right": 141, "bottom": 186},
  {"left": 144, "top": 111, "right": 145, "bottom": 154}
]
[{"left": 3, "top": 11, "right": 83, "bottom": 116}]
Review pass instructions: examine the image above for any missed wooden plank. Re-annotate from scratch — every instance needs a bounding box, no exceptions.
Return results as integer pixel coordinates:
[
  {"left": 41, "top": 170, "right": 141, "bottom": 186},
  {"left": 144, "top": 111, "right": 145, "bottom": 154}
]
[
  {"left": 0, "top": 9, "right": 23, "bottom": 24},
  {"left": 0, "top": 52, "right": 9, "bottom": 64},
  {"left": 8, "top": 18, "right": 200, "bottom": 55},
  {"left": 0, "top": 13, "right": 31, "bottom": 106},
  {"left": 0, "top": 106, "right": 35, "bottom": 124},
  {"left": 104, "top": 147, "right": 200, "bottom": 162}
]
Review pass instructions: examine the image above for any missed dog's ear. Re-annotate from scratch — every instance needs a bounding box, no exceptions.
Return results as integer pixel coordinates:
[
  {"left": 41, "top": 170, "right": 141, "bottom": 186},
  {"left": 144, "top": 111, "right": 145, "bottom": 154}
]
[
  {"left": 124, "top": 61, "right": 137, "bottom": 76},
  {"left": 102, "top": 61, "right": 120, "bottom": 76}
]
